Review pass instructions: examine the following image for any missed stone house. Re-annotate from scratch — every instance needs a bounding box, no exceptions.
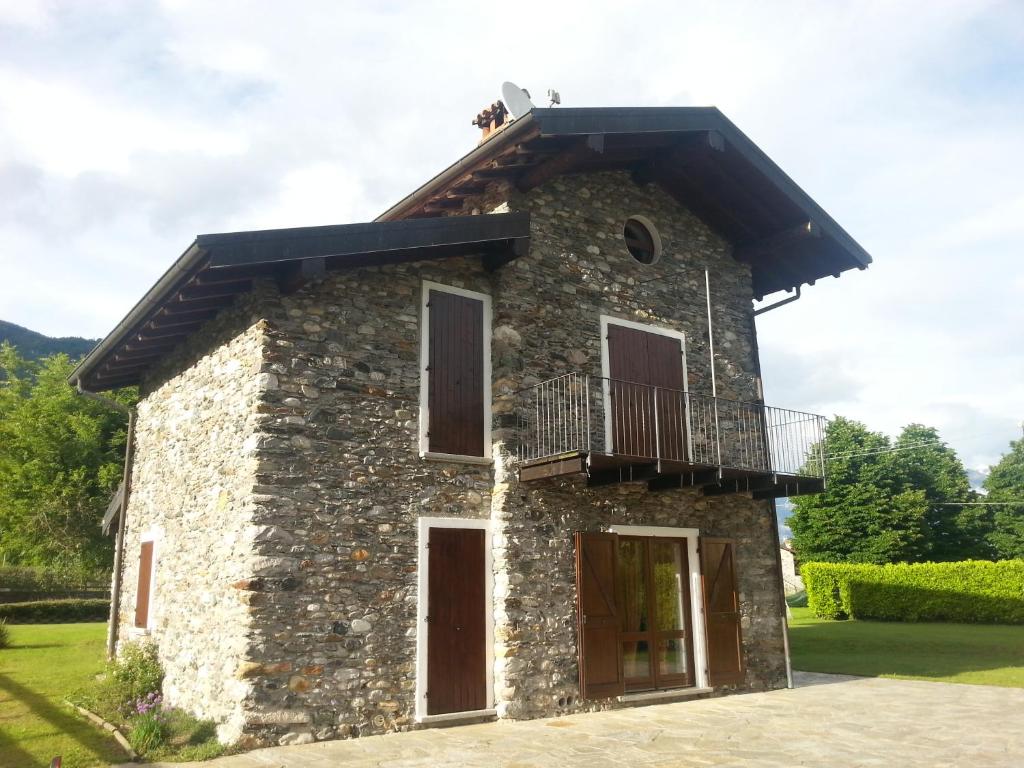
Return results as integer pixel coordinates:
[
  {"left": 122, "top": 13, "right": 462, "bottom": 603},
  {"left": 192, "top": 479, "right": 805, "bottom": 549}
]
[
  {"left": 73, "top": 104, "right": 871, "bottom": 746},
  {"left": 780, "top": 540, "right": 804, "bottom": 596}
]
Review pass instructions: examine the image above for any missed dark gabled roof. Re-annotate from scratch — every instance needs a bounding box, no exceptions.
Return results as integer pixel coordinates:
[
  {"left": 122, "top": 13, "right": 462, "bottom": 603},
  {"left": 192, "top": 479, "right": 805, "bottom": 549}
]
[
  {"left": 378, "top": 107, "right": 872, "bottom": 299},
  {"left": 70, "top": 212, "right": 530, "bottom": 392}
]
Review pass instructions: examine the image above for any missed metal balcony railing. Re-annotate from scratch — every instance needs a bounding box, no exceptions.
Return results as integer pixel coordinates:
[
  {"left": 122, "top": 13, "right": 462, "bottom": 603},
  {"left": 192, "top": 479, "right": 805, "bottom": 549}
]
[{"left": 516, "top": 373, "right": 826, "bottom": 479}]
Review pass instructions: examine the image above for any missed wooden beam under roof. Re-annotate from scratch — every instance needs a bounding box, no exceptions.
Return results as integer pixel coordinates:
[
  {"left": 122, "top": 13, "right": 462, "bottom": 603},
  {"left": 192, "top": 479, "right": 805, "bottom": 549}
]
[
  {"left": 735, "top": 221, "right": 821, "bottom": 262},
  {"left": 177, "top": 280, "right": 252, "bottom": 301},
  {"left": 516, "top": 136, "right": 603, "bottom": 192}
]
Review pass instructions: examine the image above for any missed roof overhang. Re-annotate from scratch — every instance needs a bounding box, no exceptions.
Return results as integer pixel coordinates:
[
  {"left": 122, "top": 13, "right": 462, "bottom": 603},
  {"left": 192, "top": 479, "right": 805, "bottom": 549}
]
[
  {"left": 70, "top": 212, "right": 530, "bottom": 392},
  {"left": 377, "top": 107, "right": 872, "bottom": 299}
]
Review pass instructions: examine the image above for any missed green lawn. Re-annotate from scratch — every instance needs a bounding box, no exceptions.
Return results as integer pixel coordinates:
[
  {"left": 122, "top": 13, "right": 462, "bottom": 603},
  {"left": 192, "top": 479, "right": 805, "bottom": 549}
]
[
  {"left": 0, "top": 623, "right": 126, "bottom": 768},
  {"left": 789, "top": 607, "right": 1024, "bottom": 687}
]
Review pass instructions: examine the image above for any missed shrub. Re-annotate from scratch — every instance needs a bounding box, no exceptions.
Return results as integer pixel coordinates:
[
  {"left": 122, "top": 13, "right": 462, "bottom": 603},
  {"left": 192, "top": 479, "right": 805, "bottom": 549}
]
[
  {"left": 803, "top": 560, "right": 1024, "bottom": 624},
  {"left": 76, "top": 641, "right": 164, "bottom": 721},
  {"left": 109, "top": 643, "right": 164, "bottom": 716},
  {"left": 0, "top": 598, "right": 109, "bottom": 623},
  {"left": 0, "top": 619, "right": 9, "bottom": 649}
]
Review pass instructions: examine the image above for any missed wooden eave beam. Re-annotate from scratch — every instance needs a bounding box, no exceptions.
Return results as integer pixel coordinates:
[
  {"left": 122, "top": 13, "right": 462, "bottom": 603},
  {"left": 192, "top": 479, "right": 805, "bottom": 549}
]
[
  {"left": 161, "top": 296, "right": 235, "bottom": 314},
  {"left": 735, "top": 221, "right": 822, "bottom": 262},
  {"left": 149, "top": 310, "right": 218, "bottom": 330},
  {"left": 661, "top": 164, "right": 760, "bottom": 241},
  {"left": 422, "top": 198, "right": 465, "bottom": 212},
  {"left": 481, "top": 236, "right": 530, "bottom": 272},
  {"left": 135, "top": 327, "right": 191, "bottom": 343},
  {"left": 631, "top": 130, "right": 725, "bottom": 186},
  {"left": 112, "top": 349, "right": 163, "bottom": 363},
  {"left": 516, "top": 136, "right": 604, "bottom": 192},
  {"left": 278, "top": 256, "right": 327, "bottom": 295},
  {"left": 177, "top": 280, "right": 252, "bottom": 301}
]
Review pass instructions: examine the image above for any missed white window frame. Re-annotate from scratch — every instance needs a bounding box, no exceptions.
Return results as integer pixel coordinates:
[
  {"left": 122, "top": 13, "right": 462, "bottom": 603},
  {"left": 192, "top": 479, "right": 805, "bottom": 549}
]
[
  {"left": 131, "top": 526, "right": 161, "bottom": 635},
  {"left": 607, "top": 524, "right": 710, "bottom": 690},
  {"left": 598, "top": 315, "right": 689, "bottom": 457},
  {"left": 415, "top": 516, "right": 495, "bottom": 723},
  {"left": 418, "top": 281, "right": 493, "bottom": 464}
]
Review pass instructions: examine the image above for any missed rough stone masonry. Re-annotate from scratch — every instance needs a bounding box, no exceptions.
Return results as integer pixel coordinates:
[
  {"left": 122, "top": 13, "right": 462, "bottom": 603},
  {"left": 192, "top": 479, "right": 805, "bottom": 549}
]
[{"left": 115, "top": 170, "right": 787, "bottom": 747}]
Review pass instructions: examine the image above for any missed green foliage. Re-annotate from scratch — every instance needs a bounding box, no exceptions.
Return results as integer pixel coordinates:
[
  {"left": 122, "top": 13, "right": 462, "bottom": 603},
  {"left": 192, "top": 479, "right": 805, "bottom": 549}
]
[
  {"left": 984, "top": 438, "right": 1024, "bottom": 560},
  {"left": 803, "top": 560, "right": 1024, "bottom": 624},
  {"left": 129, "top": 709, "right": 167, "bottom": 753},
  {"left": 0, "top": 343, "right": 136, "bottom": 570},
  {"left": 790, "top": 418, "right": 985, "bottom": 564},
  {"left": 73, "top": 641, "right": 225, "bottom": 759},
  {"left": 143, "top": 707, "right": 227, "bottom": 761},
  {"left": 0, "top": 565, "right": 110, "bottom": 591},
  {"left": 109, "top": 642, "right": 164, "bottom": 714},
  {"left": 76, "top": 641, "right": 164, "bottom": 723},
  {"left": 0, "top": 598, "right": 110, "bottom": 623},
  {"left": 0, "top": 619, "right": 9, "bottom": 649}
]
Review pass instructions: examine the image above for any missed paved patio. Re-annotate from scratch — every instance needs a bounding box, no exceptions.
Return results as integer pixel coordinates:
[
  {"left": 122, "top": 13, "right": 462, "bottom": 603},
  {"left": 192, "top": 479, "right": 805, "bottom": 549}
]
[{"left": 135, "top": 673, "right": 1024, "bottom": 767}]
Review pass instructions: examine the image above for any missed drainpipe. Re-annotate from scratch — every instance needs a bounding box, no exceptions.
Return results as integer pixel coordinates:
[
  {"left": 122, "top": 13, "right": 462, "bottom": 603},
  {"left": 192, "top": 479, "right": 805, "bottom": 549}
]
[
  {"left": 76, "top": 383, "right": 136, "bottom": 660},
  {"left": 769, "top": 499, "right": 794, "bottom": 689}
]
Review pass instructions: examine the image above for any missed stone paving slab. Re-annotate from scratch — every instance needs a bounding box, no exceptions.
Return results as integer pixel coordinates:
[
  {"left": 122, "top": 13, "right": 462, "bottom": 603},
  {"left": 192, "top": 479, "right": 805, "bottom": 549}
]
[{"left": 131, "top": 673, "right": 1024, "bottom": 768}]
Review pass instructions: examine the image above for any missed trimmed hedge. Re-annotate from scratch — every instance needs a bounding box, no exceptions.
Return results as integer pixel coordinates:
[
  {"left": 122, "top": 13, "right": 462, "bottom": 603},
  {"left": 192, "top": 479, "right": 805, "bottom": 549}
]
[
  {"left": 0, "top": 598, "right": 110, "bottom": 624},
  {"left": 0, "top": 565, "right": 110, "bottom": 591},
  {"left": 803, "top": 560, "right": 1024, "bottom": 624}
]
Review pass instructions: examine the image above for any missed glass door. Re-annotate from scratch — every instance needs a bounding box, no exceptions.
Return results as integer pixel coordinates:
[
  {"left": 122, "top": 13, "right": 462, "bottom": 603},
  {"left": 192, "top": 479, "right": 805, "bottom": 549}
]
[{"left": 617, "top": 536, "right": 696, "bottom": 691}]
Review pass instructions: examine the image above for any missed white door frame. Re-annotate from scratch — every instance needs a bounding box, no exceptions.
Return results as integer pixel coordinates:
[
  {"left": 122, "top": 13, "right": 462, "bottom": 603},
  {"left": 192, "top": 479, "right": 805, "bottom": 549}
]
[
  {"left": 415, "top": 516, "right": 495, "bottom": 722},
  {"left": 608, "top": 524, "right": 710, "bottom": 690},
  {"left": 598, "top": 315, "right": 689, "bottom": 457}
]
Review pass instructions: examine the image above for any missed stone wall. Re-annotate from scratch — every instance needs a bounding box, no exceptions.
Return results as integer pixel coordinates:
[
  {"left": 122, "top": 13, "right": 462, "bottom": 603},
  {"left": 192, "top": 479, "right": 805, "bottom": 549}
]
[
  {"left": 117, "top": 294, "right": 269, "bottom": 741},
  {"left": 237, "top": 257, "right": 497, "bottom": 745}
]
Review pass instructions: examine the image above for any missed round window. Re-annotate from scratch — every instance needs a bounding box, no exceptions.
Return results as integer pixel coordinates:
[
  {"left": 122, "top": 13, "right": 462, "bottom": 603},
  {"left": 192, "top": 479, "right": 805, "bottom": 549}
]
[{"left": 623, "top": 216, "right": 662, "bottom": 265}]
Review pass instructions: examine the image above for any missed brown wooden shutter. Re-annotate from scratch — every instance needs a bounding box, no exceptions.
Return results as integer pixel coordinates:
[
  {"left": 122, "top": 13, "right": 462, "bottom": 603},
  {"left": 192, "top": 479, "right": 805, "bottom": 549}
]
[
  {"left": 427, "top": 289, "right": 485, "bottom": 457},
  {"left": 606, "top": 324, "right": 686, "bottom": 460},
  {"left": 700, "top": 537, "right": 744, "bottom": 686},
  {"left": 646, "top": 331, "right": 687, "bottom": 462},
  {"left": 134, "top": 541, "right": 154, "bottom": 629},
  {"left": 575, "top": 531, "right": 624, "bottom": 699}
]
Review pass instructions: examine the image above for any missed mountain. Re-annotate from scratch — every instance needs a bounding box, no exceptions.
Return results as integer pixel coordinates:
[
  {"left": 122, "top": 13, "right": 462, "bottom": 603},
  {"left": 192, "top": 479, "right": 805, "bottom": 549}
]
[{"left": 0, "top": 320, "right": 98, "bottom": 361}]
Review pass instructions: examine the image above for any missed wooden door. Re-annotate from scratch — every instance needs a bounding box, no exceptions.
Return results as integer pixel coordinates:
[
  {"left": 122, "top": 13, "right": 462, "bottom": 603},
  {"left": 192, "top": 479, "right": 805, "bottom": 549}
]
[
  {"left": 606, "top": 324, "right": 686, "bottom": 460},
  {"left": 575, "top": 532, "right": 625, "bottom": 699},
  {"left": 426, "top": 527, "right": 487, "bottom": 714},
  {"left": 700, "top": 538, "right": 744, "bottom": 686}
]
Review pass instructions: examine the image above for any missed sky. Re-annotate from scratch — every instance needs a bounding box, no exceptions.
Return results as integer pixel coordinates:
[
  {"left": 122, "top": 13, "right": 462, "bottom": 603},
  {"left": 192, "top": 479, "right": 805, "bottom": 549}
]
[{"left": 1, "top": 0, "right": 1022, "bottom": 475}]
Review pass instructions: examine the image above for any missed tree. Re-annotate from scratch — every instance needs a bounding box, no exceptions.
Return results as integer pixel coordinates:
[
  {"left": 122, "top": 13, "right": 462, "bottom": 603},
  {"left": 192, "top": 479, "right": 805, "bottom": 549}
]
[
  {"left": 885, "top": 424, "right": 989, "bottom": 561},
  {"left": 789, "top": 417, "right": 929, "bottom": 564},
  {"left": 789, "top": 417, "right": 983, "bottom": 564},
  {"left": 984, "top": 438, "right": 1024, "bottom": 560},
  {"left": 0, "top": 343, "right": 134, "bottom": 570}
]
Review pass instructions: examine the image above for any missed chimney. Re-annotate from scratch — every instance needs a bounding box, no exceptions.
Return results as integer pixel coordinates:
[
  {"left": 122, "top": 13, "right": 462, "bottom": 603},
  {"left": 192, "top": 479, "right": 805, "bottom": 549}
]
[{"left": 472, "top": 101, "right": 509, "bottom": 144}]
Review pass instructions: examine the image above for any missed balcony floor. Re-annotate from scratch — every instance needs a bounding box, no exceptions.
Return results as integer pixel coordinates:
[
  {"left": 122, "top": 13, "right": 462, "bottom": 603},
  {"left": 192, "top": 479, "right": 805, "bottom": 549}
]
[{"left": 519, "top": 451, "right": 824, "bottom": 499}]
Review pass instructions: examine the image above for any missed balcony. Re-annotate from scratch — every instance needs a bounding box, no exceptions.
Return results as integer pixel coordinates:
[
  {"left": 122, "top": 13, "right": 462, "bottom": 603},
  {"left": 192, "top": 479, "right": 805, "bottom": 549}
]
[{"left": 515, "top": 373, "right": 826, "bottom": 499}]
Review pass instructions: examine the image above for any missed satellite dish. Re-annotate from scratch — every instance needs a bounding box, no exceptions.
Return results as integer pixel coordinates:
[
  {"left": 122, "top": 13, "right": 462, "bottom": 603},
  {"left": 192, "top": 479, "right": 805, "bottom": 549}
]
[{"left": 501, "top": 81, "right": 536, "bottom": 119}]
